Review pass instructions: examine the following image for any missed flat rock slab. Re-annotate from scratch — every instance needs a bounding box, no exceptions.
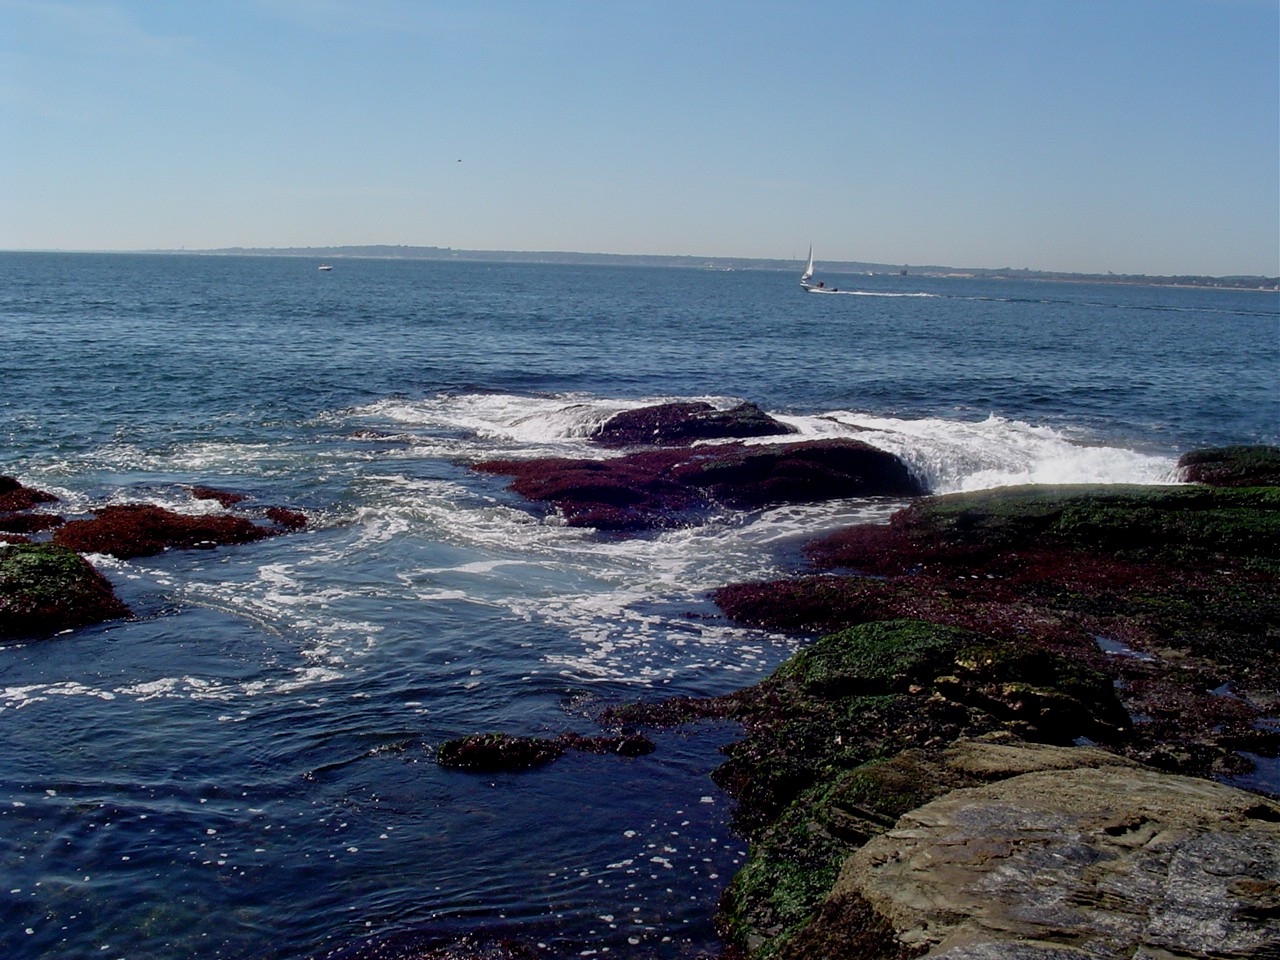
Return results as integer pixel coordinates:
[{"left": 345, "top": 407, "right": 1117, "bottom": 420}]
[{"left": 839, "top": 765, "right": 1280, "bottom": 959}]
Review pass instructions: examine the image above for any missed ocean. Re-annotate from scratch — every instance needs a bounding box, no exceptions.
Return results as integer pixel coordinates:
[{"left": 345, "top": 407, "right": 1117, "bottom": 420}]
[{"left": 1, "top": 252, "right": 1276, "bottom": 959}]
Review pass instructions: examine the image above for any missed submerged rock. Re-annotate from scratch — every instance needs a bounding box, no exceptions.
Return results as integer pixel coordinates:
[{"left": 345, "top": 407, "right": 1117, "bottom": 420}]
[
  {"left": 265, "top": 506, "right": 309, "bottom": 530},
  {"left": 592, "top": 400, "right": 795, "bottom": 447},
  {"left": 53, "top": 504, "right": 277, "bottom": 558},
  {"left": 0, "top": 543, "right": 131, "bottom": 639},
  {"left": 476, "top": 439, "right": 922, "bottom": 530},
  {"left": 437, "top": 731, "right": 656, "bottom": 772}
]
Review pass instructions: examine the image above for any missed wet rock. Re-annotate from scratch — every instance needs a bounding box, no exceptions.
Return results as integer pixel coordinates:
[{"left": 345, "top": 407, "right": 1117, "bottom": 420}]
[
  {"left": 718, "top": 736, "right": 1139, "bottom": 960},
  {"left": 555, "top": 731, "right": 656, "bottom": 757},
  {"left": 189, "top": 485, "right": 249, "bottom": 507},
  {"left": 721, "top": 482, "right": 1280, "bottom": 778},
  {"left": 265, "top": 506, "right": 309, "bottom": 530},
  {"left": 835, "top": 766, "right": 1280, "bottom": 960},
  {"left": 806, "top": 482, "right": 1280, "bottom": 574},
  {"left": 437, "top": 731, "right": 656, "bottom": 772},
  {"left": 437, "top": 734, "right": 565, "bottom": 772},
  {"left": 1178, "top": 444, "right": 1280, "bottom": 487},
  {"left": 670, "top": 439, "right": 924, "bottom": 508},
  {"left": 475, "top": 439, "right": 922, "bottom": 530},
  {"left": 0, "top": 543, "right": 131, "bottom": 639},
  {"left": 52, "top": 504, "right": 277, "bottom": 559},
  {"left": 0, "top": 512, "right": 64, "bottom": 535},
  {"left": 592, "top": 401, "right": 795, "bottom": 447},
  {"left": 0, "top": 476, "right": 58, "bottom": 512}
]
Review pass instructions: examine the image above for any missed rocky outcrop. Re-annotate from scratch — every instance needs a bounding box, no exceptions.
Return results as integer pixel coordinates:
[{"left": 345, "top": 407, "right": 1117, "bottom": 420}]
[
  {"left": 0, "top": 476, "right": 58, "bottom": 513},
  {"left": 834, "top": 765, "right": 1280, "bottom": 960},
  {"left": 476, "top": 438, "right": 923, "bottom": 530},
  {"left": 606, "top": 452, "right": 1280, "bottom": 958},
  {"left": 0, "top": 543, "right": 131, "bottom": 639},
  {"left": 0, "top": 477, "right": 62, "bottom": 542},
  {"left": 718, "top": 481, "right": 1280, "bottom": 780},
  {"left": 53, "top": 504, "right": 280, "bottom": 559},
  {"left": 1178, "top": 444, "right": 1280, "bottom": 487},
  {"left": 591, "top": 401, "right": 795, "bottom": 447}
]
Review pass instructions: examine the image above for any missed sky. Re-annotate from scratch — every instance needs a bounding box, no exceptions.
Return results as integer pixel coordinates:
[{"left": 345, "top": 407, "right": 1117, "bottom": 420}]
[{"left": 1, "top": 1, "right": 1277, "bottom": 276}]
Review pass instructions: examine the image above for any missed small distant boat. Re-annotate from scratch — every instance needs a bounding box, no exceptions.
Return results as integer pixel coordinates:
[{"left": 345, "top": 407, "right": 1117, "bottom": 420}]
[
  {"left": 800, "top": 247, "right": 837, "bottom": 293},
  {"left": 318, "top": 264, "right": 333, "bottom": 271}
]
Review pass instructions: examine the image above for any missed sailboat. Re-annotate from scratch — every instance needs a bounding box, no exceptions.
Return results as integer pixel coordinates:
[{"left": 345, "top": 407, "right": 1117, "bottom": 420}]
[{"left": 799, "top": 247, "right": 836, "bottom": 293}]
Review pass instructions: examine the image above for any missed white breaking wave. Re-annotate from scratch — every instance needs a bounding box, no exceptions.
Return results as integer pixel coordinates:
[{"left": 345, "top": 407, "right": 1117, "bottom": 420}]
[
  {"left": 771, "top": 411, "right": 1178, "bottom": 493},
  {"left": 354, "top": 390, "right": 1180, "bottom": 493},
  {"left": 2, "top": 391, "right": 1184, "bottom": 707}
]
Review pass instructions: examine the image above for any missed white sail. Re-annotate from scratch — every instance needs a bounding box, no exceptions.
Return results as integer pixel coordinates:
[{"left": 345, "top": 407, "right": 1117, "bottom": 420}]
[{"left": 801, "top": 246, "right": 814, "bottom": 282}]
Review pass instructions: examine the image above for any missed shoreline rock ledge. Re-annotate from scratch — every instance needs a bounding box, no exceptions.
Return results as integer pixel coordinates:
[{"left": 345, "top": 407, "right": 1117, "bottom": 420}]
[{"left": 836, "top": 763, "right": 1280, "bottom": 960}]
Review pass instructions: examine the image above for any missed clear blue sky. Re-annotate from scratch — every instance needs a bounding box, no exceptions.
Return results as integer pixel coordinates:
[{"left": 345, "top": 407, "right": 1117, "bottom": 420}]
[{"left": 2, "top": 1, "right": 1277, "bottom": 275}]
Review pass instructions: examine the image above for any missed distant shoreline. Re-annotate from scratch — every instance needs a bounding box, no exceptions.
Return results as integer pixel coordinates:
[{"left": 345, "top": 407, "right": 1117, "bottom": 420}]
[{"left": 5, "top": 245, "right": 1277, "bottom": 291}]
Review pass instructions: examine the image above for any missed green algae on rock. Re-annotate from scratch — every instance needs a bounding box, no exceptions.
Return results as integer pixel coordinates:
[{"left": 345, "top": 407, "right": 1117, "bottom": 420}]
[
  {"left": 719, "top": 737, "right": 1142, "bottom": 960},
  {"left": 0, "top": 543, "right": 131, "bottom": 639},
  {"left": 660, "top": 450, "right": 1280, "bottom": 958},
  {"left": 1178, "top": 443, "right": 1280, "bottom": 487}
]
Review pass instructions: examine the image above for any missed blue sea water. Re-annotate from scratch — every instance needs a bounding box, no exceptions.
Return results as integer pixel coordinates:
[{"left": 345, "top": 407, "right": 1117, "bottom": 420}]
[{"left": 0, "top": 252, "right": 1276, "bottom": 959}]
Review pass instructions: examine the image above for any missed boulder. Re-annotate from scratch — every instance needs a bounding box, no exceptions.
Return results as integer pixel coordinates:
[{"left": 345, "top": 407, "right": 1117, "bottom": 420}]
[
  {"left": 475, "top": 439, "right": 922, "bottom": 530},
  {"left": 834, "top": 766, "right": 1280, "bottom": 960},
  {"left": 53, "top": 504, "right": 276, "bottom": 559},
  {"left": 0, "top": 476, "right": 58, "bottom": 512},
  {"left": 592, "top": 401, "right": 795, "bottom": 447},
  {"left": 0, "top": 543, "right": 131, "bottom": 639}
]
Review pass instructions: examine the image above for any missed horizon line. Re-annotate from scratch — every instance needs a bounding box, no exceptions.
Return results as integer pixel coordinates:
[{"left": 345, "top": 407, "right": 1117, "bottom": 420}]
[{"left": 0, "top": 245, "right": 1276, "bottom": 283}]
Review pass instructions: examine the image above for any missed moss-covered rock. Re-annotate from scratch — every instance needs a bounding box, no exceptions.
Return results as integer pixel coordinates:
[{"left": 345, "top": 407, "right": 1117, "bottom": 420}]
[
  {"left": 696, "top": 468, "right": 1280, "bottom": 959},
  {"left": 0, "top": 543, "right": 131, "bottom": 639},
  {"left": 1178, "top": 444, "right": 1280, "bottom": 487},
  {"left": 718, "top": 736, "right": 1141, "bottom": 959}
]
